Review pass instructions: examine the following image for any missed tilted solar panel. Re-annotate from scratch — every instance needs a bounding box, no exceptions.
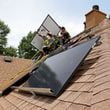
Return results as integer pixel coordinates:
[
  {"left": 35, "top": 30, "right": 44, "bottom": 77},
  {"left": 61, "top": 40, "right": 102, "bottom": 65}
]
[
  {"left": 14, "top": 37, "right": 100, "bottom": 97},
  {"left": 42, "top": 15, "right": 60, "bottom": 35},
  {"left": 31, "top": 15, "right": 60, "bottom": 49}
]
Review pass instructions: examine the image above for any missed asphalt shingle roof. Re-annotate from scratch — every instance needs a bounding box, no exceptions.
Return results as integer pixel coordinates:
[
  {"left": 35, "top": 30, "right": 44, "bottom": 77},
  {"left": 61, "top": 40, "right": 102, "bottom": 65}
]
[
  {"left": 0, "top": 18, "right": 110, "bottom": 110},
  {"left": 0, "top": 56, "right": 33, "bottom": 94}
]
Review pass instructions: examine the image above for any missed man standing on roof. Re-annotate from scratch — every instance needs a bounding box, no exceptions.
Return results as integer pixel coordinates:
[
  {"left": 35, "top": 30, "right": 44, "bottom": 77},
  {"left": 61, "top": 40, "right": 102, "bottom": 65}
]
[{"left": 58, "top": 26, "right": 71, "bottom": 48}]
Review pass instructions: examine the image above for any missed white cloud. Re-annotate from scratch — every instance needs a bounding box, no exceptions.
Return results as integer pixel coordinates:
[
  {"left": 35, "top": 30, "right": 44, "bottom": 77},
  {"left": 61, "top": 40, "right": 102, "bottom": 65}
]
[{"left": 65, "top": 21, "right": 84, "bottom": 37}]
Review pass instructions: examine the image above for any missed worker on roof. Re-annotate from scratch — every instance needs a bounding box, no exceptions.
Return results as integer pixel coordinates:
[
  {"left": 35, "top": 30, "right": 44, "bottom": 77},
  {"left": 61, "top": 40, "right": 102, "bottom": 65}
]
[
  {"left": 58, "top": 26, "right": 71, "bottom": 48},
  {"left": 42, "top": 32, "right": 55, "bottom": 55}
]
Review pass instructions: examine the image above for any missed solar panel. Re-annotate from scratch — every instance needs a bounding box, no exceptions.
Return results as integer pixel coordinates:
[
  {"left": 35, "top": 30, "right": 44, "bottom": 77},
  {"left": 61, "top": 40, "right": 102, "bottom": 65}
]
[
  {"left": 42, "top": 15, "right": 60, "bottom": 35},
  {"left": 31, "top": 34, "right": 44, "bottom": 51},
  {"left": 37, "top": 26, "right": 49, "bottom": 37},
  {"left": 31, "top": 15, "right": 60, "bottom": 49},
  {"left": 14, "top": 37, "right": 100, "bottom": 97}
]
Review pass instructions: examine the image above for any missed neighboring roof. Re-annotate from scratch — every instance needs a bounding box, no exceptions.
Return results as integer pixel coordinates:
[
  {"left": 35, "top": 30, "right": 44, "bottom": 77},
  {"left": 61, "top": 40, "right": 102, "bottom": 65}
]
[
  {"left": 0, "top": 56, "right": 33, "bottom": 94},
  {"left": 0, "top": 18, "right": 110, "bottom": 110}
]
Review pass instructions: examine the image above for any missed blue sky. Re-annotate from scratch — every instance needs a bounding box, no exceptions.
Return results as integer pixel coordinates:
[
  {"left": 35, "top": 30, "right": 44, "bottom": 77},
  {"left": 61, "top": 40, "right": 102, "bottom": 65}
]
[{"left": 0, "top": 0, "right": 109, "bottom": 47}]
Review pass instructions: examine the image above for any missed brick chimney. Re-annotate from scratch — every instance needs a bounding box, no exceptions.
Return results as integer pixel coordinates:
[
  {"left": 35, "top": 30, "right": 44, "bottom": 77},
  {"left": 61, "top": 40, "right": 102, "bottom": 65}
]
[{"left": 84, "top": 5, "right": 107, "bottom": 29}]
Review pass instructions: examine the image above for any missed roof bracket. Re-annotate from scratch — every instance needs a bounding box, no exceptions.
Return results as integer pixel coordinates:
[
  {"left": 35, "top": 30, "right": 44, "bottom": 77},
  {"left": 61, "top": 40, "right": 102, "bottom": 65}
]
[{"left": 30, "top": 91, "right": 36, "bottom": 99}]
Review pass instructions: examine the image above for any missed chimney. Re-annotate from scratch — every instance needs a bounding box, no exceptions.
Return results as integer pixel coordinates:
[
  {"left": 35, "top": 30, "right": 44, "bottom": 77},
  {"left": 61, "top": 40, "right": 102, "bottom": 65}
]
[
  {"left": 93, "top": 5, "right": 99, "bottom": 10},
  {"left": 84, "top": 5, "right": 107, "bottom": 30}
]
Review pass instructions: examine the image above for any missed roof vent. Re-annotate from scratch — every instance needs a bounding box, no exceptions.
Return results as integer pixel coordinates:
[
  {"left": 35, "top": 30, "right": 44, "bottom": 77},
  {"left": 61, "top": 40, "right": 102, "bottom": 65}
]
[
  {"left": 92, "top": 5, "right": 99, "bottom": 11},
  {"left": 4, "top": 56, "right": 13, "bottom": 62}
]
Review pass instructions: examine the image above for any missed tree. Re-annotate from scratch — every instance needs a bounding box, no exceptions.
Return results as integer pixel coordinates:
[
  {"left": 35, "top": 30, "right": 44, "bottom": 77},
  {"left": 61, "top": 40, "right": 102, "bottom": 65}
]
[
  {"left": 0, "top": 20, "right": 10, "bottom": 54},
  {"left": 18, "top": 31, "right": 36, "bottom": 59},
  {"left": 5, "top": 46, "right": 17, "bottom": 57}
]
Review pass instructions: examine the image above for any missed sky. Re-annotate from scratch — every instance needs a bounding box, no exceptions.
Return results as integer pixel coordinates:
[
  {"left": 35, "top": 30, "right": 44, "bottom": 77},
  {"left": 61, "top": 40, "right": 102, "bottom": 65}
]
[{"left": 0, "top": 0, "right": 110, "bottom": 48}]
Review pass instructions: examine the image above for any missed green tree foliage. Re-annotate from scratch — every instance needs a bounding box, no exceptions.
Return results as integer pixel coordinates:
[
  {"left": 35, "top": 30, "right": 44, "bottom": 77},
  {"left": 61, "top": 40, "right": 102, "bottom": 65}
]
[
  {"left": 5, "top": 46, "right": 17, "bottom": 57},
  {"left": 18, "top": 31, "right": 36, "bottom": 59},
  {"left": 0, "top": 20, "right": 10, "bottom": 54}
]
